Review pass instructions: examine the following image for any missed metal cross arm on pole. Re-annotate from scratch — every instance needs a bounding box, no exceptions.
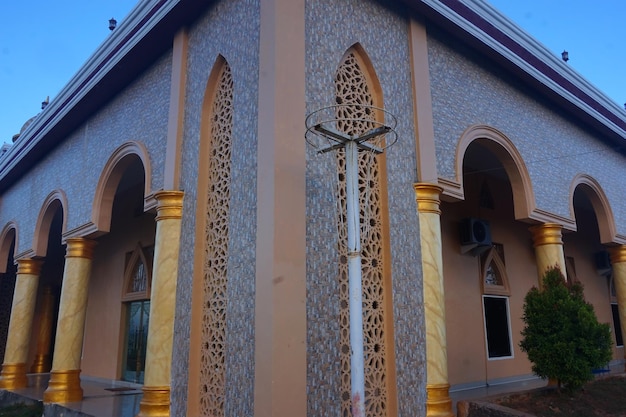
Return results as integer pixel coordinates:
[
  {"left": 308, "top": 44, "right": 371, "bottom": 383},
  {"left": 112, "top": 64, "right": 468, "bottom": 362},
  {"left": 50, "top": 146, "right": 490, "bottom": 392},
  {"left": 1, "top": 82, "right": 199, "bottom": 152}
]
[{"left": 305, "top": 104, "right": 398, "bottom": 417}]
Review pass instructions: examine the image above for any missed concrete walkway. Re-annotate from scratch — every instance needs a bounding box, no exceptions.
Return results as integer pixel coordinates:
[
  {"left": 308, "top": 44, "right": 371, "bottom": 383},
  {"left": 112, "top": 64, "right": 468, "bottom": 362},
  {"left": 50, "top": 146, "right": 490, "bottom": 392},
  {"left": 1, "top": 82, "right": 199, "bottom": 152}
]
[
  {"left": 4, "top": 373, "right": 142, "bottom": 417},
  {"left": 450, "top": 361, "right": 625, "bottom": 414}
]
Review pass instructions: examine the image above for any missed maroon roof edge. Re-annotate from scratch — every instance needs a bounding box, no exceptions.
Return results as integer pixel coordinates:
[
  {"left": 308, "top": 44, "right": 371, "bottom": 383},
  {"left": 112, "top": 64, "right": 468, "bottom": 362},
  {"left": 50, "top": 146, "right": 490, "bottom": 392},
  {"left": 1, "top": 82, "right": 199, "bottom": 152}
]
[{"left": 416, "top": 0, "right": 626, "bottom": 132}]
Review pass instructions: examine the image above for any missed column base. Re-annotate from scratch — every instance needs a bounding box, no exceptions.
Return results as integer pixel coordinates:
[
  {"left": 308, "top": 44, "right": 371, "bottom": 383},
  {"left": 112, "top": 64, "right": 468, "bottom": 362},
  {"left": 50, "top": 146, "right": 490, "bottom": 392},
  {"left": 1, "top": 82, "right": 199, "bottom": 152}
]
[
  {"left": 0, "top": 363, "right": 28, "bottom": 389},
  {"left": 137, "top": 386, "right": 170, "bottom": 417},
  {"left": 30, "top": 354, "right": 52, "bottom": 374},
  {"left": 426, "top": 383, "right": 453, "bottom": 417},
  {"left": 43, "top": 370, "right": 83, "bottom": 403}
]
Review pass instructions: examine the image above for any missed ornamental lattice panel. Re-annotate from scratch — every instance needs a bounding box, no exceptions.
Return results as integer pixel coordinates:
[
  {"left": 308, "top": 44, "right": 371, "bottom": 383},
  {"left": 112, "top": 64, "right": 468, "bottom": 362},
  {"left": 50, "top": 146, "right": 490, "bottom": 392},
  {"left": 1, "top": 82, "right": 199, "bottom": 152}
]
[
  {"left": 335, "top": 51, "right": 389, "bottom": 417},
  {"left": 200, "top": 61, "right": 233, "bottom": 416}
]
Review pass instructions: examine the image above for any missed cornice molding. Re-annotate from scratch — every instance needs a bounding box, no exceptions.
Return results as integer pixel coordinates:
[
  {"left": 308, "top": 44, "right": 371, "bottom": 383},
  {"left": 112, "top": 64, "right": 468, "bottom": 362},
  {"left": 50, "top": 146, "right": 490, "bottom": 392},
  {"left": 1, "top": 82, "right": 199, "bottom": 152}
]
[
  {"left": 414, "top": 0, "right": 626, "bottom": 138},
  {"left": 0, "top": 0, "right": 181, "bottom": 184}
]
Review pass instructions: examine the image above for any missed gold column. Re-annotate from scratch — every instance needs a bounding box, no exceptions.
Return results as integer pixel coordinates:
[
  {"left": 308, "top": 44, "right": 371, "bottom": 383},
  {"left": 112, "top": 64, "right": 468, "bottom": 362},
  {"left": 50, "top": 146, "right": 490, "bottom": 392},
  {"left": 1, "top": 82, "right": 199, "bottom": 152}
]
[
  {"left": 0, "top": 259, "right": 43, "bottom": 389},
  {"left": 609, "top": 246, "right": 626, "bottom": 371},
  {"left": 30, "top": 286, "right": 56, "bottom": 373},
  {"left": 414, "top": 183, "right": 453, "bottom": 417},
  {"left": 137, "top": 190, "right": 184, "bottom": 417},
  {"left": 530, "top": 223, "right": 567, "bottom": 284},
  {"left": 43, "top": 238, "right": 96, "bottom": 403}
]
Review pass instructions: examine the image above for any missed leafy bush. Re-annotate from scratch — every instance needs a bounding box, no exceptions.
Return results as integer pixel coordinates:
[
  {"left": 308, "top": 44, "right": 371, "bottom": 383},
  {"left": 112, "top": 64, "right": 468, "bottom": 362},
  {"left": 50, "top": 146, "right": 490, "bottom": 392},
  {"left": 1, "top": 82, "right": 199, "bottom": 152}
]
[{"left": 519, "top": 266, "right": 612, "bottom": 391}]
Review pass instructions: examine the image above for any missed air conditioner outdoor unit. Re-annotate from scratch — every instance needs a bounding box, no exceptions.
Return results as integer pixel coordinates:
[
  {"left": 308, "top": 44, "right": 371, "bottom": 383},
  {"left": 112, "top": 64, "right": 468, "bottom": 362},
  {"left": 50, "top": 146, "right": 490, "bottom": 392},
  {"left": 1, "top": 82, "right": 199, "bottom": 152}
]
[
  {"left": 595, "top": 251, "right": 612, "bottom": 276},
  {"left": 460, "top": 218, "right": 492, "bottom": 256}
]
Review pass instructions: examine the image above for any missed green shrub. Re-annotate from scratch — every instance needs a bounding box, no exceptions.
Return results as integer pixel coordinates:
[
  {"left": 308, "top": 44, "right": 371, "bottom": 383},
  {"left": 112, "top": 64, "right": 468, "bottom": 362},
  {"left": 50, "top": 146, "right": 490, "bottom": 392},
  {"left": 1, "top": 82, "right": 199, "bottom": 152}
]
[{"left": 519, "top": 266, "right": 612, "bottom": 391}]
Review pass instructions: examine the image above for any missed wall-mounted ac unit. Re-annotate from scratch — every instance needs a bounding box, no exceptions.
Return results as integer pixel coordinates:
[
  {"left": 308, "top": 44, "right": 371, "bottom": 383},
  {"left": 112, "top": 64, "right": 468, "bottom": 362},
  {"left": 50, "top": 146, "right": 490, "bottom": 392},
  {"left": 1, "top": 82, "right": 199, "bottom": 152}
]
[
  {"left": 460, "top": 218, "right": 492, "bottom": 256},
  {"left": 595, "top": 251, "right": 612, "bottom": 276}
]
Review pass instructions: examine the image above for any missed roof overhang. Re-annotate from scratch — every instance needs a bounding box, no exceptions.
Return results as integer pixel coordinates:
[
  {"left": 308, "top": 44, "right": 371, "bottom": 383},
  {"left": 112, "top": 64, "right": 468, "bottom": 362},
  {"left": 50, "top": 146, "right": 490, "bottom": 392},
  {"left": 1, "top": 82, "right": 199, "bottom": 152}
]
[
  {"left": 0, "top": 0, "right": 210, "bottom": 192},
  {"left": 1, "top": 0, "right": 624, "bottom": 192},
  {"left": 400, "top": 0, "right": 626, "bottom": 145}
]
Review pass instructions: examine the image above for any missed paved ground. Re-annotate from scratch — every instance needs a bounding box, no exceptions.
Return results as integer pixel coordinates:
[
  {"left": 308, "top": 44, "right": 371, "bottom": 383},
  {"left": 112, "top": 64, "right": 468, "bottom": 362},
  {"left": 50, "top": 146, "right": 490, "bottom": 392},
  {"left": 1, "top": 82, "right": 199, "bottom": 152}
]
[{"left": 10, "top": 374, "right": 141, "bottom": 417}]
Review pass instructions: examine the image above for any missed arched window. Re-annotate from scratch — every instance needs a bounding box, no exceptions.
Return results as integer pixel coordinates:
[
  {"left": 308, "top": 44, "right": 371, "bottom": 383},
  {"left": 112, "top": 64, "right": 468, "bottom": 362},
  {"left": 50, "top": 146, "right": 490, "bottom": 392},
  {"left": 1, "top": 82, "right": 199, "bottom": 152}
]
[
  {"left": 121, "top": 244, "right": 153, "bottom": 383},
  {"left": 199, "top": 58, "right": 233, "bottom": 417},
  {"left": 481, "top": 244, "right": 513, "bottom": 359},
  {"left": 334, "top": 46, "right": 392, "bottom": 417},
  {"left": 481, "top": 245, "right": 509, "bottom": 296}
]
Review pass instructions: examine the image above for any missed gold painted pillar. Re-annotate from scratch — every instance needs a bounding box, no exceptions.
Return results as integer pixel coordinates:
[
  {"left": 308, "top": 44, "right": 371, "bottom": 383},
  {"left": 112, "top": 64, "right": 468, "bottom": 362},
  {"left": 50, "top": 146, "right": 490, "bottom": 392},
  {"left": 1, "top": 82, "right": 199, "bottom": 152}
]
[
  {"left": 530, "top": 223, "right": 567, "bottom": 284},
  {"left": 30, "top": 286, "right": 56, "bottom": 373},
  {"left": 0, "top": 259, "right": 43, "bottom": 389},
  {"left": 609, "top": 245, "right": 626, "bottom": 371},
  {"left": 137, "top": 190, "right": 184, "bottom": 417},
  {"left": 414, "top": 183, "right": 453, "bottom": 417},
  {"left": 43, "top": 238, "right": 96, "bottom": 403}
]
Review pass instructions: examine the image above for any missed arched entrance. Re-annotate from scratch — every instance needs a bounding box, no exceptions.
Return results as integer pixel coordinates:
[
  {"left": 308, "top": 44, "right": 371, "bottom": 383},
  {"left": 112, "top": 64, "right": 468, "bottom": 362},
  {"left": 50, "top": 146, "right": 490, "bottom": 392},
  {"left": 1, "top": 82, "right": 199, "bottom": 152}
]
[{"left": 442, "top": 130, "right": 538, "bottom": 390}]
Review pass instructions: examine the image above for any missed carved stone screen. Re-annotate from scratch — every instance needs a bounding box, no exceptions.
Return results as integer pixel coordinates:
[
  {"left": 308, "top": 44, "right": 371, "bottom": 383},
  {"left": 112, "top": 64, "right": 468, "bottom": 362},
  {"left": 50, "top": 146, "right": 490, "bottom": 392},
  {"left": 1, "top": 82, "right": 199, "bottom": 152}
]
[
  {"left": 335, "top": 50, "right": 389, "bottom": 417},
  {"left": 200, "top": 61, "right": 233, "bottom": 416}
]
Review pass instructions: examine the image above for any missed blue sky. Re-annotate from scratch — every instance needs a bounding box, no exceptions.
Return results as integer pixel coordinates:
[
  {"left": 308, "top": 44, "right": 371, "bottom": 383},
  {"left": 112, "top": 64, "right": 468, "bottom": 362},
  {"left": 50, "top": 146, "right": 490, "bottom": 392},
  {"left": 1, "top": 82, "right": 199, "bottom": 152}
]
[
  {"left": 488, "top": 0, "right": 625, "bottom": 108},
  {"left": 0, "top": 0, "right": 136, "bottom": 143},
  {"left": 0, "top": 1, "right": 624, "bottom": 144}
]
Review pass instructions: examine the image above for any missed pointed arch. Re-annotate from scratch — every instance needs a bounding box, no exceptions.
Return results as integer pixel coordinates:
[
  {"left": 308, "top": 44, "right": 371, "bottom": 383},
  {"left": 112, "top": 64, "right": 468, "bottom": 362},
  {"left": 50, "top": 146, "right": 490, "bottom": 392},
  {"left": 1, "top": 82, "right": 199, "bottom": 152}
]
[
  {"left": 0, "top": 223, "right": 17, "bottom": 273},
  {"left": 449, "top": 124, "right": 536, "bottom": 221},
  {"left": 336, "top": 43, "right": 384, "bottom": 112},
  {"left": 481, "top": 246, "right": 510, "bottom": 296},
  {"left": 569, "top": 174, "right": 616, "bottom": 244},
  {"left": 334, "top": 43, "right": 396, "bottom": 417},
  {"left": 189, "top": 54, "right": 233, "bottom": 417},
  {"left": 32, "top": 190, "right": 68, "bottom": 257},
  {"left": 122, "top": 243, "right": 153, "bottom": 302},
  {"left": 91, "top": 141, "right": 152, "bottom": 234}
]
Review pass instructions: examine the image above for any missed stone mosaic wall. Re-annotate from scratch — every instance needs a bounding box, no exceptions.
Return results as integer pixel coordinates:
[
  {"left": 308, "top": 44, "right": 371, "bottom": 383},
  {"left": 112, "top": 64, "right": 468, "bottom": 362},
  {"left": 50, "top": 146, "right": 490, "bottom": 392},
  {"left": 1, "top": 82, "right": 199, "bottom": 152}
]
[
  {"left": 428, "top": 28, "right": 626, "bottom": 232},
  {"left": 306, "top": 1, "right": 426, "bottom": 416},
  {"left": 172, "top": 0, "right": 259, "bottom": 416},
  {"left": 0, "top": 53, "right": 171, "bottom": 256}
]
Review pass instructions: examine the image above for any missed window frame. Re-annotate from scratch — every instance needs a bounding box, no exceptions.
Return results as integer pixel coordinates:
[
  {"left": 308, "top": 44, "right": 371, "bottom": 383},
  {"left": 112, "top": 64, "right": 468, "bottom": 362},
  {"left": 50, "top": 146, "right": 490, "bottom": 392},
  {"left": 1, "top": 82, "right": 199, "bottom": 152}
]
[
  {"left": 481, "top": 245, "right": 510, "bottom": 296},
  {"left": 482, "top": 294, "right": 514, "bottom": 360},
  {"left": 611, "top": 302, "right": 623, "bottom": 348},
  {"left": 121, "top": 243, "right": 153, "bottom": 302}
]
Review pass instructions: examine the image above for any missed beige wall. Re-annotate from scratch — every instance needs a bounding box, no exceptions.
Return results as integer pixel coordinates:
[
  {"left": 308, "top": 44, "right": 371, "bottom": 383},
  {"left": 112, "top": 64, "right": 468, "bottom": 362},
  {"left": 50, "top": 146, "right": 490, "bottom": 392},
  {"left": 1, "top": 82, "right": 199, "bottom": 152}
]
[
  {"left": 442, "top": 174, "right": 536, "bottom": 387},
  {"left": 443, "top": 170, "right": 623, "bottom": 389},
  {"left": 81, "top": 197, "right": 155, "bottom": 380},
  {"left": 564, "top": 207, "right": 624, "bottom": 361}
]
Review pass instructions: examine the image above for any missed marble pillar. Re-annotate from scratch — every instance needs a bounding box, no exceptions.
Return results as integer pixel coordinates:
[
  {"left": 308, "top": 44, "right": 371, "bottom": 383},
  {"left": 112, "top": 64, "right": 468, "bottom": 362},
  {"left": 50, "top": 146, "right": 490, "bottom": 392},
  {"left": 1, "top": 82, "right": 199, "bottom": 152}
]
[
  {"left": 30, "top": 286, "right": 56, "bottom": 373},
  {"left": 530, "top": 223, "right": 567, "bottom": 285},
  {"left": 137, "top": 190, "right": 183, "bottom": 417},
  {"left": 0, "top": 259, "right": 43, "bottom": 389},
  {"left": 414, "top": 183, "right": 453, "bottom": 417},
  {"left": 43, "top": 238, "right": 96, "bottom": 403},
  {"left": 609, "top": 246, "right": 626, "bottom": 371}
]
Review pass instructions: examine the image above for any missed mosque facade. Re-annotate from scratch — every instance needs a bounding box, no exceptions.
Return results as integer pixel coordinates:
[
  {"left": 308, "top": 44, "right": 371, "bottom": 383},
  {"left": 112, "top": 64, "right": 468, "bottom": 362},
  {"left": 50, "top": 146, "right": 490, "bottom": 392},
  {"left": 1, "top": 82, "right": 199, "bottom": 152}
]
[{"left": 0, "top": 0, "right": 625, "bottom": 416}]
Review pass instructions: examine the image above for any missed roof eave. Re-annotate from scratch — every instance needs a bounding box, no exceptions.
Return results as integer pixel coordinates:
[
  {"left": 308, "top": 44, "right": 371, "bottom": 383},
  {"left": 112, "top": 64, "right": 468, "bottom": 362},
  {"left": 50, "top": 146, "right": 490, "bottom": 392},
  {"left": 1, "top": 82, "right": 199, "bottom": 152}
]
[
  {"left": 0, "top": 0, "right": 208, "bottom": 192},
  {"left": 402, "top": 0, "right": 626, "bottom": 142}
]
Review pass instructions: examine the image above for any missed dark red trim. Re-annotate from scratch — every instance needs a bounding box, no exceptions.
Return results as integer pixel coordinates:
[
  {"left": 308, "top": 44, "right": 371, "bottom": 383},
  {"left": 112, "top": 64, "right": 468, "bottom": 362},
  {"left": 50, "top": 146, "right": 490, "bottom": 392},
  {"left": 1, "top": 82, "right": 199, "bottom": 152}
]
[
  {"left": 24, "top": 0, "right": 169, "bottom": 145},
  {"left": 437, "top": 0, "right": 625, "bottom": 131}
]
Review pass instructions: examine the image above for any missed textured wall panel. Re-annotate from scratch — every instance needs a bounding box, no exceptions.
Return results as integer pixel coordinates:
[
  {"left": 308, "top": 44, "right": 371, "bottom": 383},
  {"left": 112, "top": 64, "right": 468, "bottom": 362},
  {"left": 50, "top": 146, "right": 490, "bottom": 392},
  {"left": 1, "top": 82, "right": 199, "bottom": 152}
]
[
  {"left": 172, "top": 1, "right": 259, "bottom": 416},
  {"left": 306, "top": 1, "right": 426, "bottom": 416},
  {"left": 0, "top": 54, "right": 171, "bottom": 255},
  {"left": 428, "top": 29, "right": 626, "bottom": 230}
]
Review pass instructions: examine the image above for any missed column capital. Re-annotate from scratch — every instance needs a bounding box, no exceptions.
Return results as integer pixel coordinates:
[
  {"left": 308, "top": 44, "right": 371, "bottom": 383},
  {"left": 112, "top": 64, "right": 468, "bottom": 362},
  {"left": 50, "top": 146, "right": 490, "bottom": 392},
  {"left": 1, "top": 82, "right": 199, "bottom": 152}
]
[
  {"left": 609, "top": 245, "right": 626, "bottom": 264},
  {"left": 65, "top": 238, "right": 97, "bottom": 259},
  {"left": 529, "top": 223, "right": 563, "bottom": 247},
  {"left": 154, "top": 190, "right": 184, "bottom": 221},
  {"left": 414, "top": 183, "right": 443, "bottom": 215},
  {"left": 16, "top": 258, "right": 44, "bottom": 276}
]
